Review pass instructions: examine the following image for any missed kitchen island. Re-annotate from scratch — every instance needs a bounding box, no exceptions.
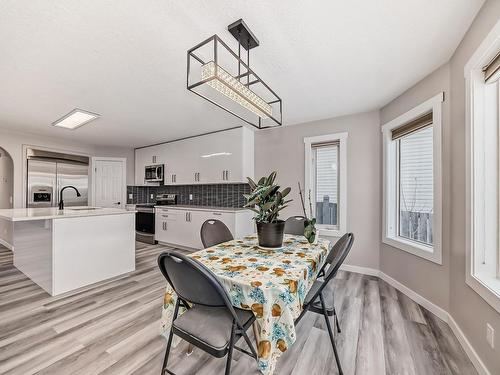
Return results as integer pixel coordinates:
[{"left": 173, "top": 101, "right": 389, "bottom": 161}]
[{"left": 0, "top": 207, "right": 135, "bottom": 296}]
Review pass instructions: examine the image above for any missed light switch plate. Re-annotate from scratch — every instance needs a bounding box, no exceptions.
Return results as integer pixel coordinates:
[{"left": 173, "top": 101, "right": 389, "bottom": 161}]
[
  {"left": 189, "top": 194, "right": 193, "bottom": 200},
  {"left": 128, "top": 193, "right": 133, "bottom": 199},
  {"left": 150, "top": 194, "right": 154, "bottom": 199}
]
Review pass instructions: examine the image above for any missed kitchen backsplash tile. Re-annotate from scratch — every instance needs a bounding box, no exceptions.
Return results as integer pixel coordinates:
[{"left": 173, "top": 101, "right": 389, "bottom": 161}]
[{"left": 127, "top": 183, "right": 251, "bottom": 208}]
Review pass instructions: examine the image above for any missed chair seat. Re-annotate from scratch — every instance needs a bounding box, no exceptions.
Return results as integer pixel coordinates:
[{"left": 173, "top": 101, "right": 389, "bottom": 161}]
[
  {"left": 172, "top": 305, "right": 254, "bottom": 357},
  {"left": 304, "top": 280, "right": 335, "bottom": 315}
]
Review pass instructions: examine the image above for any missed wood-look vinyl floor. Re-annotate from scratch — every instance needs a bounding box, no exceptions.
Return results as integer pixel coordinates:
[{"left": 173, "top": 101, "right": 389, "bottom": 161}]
[{"left": 0, "top": 243, "right": 476, "bottom": 375}]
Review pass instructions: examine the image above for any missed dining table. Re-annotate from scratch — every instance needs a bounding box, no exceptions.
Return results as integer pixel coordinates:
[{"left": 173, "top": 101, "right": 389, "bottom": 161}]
[{"left": 160, "top": 233, "right": 331, "bottom": 375}]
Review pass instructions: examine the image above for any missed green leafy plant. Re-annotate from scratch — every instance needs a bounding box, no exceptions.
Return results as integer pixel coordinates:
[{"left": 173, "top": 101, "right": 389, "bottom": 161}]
[
  {"left": 244, "top": 171, "right": 292, "bottom": 223},
  {"left": 298, "top": 182, "right": 317, "bottom": 244}
]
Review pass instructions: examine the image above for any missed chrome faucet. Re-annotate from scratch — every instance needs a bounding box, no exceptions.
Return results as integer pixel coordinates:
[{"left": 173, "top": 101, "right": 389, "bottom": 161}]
[{"left": 58, "top": 186, "right": 81, "bottom": 210}]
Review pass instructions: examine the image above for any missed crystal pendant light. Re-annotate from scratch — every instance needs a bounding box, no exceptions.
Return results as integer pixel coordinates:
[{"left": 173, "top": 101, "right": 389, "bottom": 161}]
[{"left": 201, "top": 61, "right": 272, "bottom": 118}]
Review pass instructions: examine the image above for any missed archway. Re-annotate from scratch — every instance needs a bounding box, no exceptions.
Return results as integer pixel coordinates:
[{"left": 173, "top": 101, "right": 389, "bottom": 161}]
[{"left": 0, "top": 146, "right": 14, "bottom": 262}]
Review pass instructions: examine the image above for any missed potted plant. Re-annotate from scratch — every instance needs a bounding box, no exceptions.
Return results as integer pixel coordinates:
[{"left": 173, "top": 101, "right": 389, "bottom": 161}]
[
  {"left": 298, "top": 182, "right": 317, "bottom": 244},
  {"left": 244, "top": 171, "right": 292, "bottom": 248}
]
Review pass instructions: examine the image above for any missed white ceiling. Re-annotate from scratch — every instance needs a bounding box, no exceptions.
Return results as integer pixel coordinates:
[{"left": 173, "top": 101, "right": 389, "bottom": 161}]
[{"left": 0, "top": 0, "right": 483, "bottom": 148}]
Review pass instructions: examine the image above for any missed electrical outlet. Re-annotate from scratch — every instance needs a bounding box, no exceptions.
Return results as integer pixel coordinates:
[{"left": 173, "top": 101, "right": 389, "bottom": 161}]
[
  {"left": 487, "top": 323, "right": 495, "bottom": 349},
  {"left": 150, "top": 194, "right": 154, "bottom": 199},
  {"left": 189, "top": 194, "right": 193, "bottom": 200},
  {"left": 128, "top": 193, "right": 133, "bottom": 200}
]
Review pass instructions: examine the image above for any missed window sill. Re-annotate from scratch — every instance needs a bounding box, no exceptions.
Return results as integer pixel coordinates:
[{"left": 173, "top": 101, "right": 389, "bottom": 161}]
[
  {"left": 466, "top": 271, "right": 500, "bottom": 314},
  {"left": 382, "top": 235, "right": 442, "bottom": 265}
]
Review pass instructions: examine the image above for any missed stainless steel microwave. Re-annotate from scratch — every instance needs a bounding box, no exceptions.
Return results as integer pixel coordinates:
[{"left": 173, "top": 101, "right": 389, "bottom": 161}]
[{"left": 145, "top": 164, "right": 164, "bottom": 183}]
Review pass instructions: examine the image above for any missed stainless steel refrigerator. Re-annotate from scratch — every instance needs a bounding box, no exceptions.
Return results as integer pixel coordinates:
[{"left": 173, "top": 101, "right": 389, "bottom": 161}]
[{"left": 26, "top": 148, "right": 89, "bottom": 208}]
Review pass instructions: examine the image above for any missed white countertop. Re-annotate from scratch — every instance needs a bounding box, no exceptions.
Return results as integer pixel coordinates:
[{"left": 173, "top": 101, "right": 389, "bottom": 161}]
[
  {"left": 154, "top": 205, "right": 247, "bottom": 213},
  {"left": 0, "top": 206, "right": 136, "bottom": 222}
]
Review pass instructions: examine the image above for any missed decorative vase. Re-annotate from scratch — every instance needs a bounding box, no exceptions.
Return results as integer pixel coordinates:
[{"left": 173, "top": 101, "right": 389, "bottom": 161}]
[{"left": 256, "top": 220, "right": 285, "bottom": 248}]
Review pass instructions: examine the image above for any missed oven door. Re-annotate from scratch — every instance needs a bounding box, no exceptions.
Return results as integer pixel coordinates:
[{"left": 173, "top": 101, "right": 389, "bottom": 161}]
[{"left": 136, "top": 210, "right": 155, "bottom": 234}]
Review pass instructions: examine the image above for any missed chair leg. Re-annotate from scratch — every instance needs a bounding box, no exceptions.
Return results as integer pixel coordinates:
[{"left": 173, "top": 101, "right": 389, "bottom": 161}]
[
  {"left": 334, "top": 308, "right": 341, "bottom": 334},
  {"left": 225, "top": 323, "right": 236, "bottom": 375},
  {"left": 161, "top": 329, "right": 174, "bottom": 374},
  {"left": 320, "top": 294, "right": 343, "bottom": 375},
  {"left": 241, "top": 330, "right": 259, "bottom": 361}
]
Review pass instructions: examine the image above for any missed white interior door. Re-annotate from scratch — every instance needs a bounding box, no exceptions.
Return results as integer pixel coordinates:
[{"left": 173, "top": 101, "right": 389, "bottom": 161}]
[{"left": 92, "top": 158, "right": 126, "bottom": 208}]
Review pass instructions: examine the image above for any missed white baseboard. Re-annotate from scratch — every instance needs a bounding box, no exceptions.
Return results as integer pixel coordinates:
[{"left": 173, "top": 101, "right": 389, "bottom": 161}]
[
  {"left": 378, "top": 271, "right": 449, "bottom": 322},
  {"left": 340, "top": 264, "right": 380, "bottom": 277},
  {"left": 447, "top": 315, "right": 491, "bottom": 375},
  {"left": 341, "top": 263, "right": 491, "bottom": 375}
]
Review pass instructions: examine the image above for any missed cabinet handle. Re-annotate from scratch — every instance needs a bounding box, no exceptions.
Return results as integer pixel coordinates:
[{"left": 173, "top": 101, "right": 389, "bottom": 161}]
[
  {"left": 213, "top": 212, "right": 222, "bottom": 216},
  {"left": 222, "top": 170, "right": 225, "bottom": 181},
  {"left": 225, "top": 170, "right": 229, "bottom": 181}
]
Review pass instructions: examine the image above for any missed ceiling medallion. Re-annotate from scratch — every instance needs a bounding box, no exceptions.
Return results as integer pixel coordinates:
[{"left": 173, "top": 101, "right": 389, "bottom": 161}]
[{"left": 187, "top": 19, "right": 282, "bottom": 129}]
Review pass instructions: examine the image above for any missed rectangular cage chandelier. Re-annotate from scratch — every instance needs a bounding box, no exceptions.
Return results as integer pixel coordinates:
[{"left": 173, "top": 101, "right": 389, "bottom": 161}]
[{"left": 187, "top": 19, "right": 282, "bottom": 129}]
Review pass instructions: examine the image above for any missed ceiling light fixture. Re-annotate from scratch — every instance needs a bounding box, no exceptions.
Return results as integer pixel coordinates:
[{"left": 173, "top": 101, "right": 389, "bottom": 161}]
[
  {"left": 52, "top": 108, "right": 100, "bottom": 130},
  {"left": 201, "top": 152, "right": 233, "bottom": 158},
  {"left": 187, "top": 19, "right": 282, "bottom": 129}
]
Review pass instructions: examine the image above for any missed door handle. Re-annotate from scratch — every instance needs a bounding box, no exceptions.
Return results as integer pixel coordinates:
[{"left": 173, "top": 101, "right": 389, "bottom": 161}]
[{"left": 114, "top": 202, "right": 121, "bottom": 205}]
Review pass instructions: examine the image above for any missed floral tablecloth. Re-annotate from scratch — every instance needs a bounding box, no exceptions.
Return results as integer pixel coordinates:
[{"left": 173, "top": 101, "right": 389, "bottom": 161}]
[{"left": 160, "top": 234, "right": 330, "bottom": 375}]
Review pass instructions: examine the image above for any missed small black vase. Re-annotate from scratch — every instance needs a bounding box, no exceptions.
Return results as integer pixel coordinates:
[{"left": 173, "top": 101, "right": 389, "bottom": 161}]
[{"left": 256, "top": 220, "right": 285, "bottom": 248}]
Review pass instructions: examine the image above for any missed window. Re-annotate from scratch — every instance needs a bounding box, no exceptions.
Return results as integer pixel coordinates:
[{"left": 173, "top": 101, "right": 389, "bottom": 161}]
[
  {"left": 465, "top": 20, "right": 500, "bottom": 313},
  {"left": 304, "top": 133, "right": 347, "bottom": 237},
  {"left": 382, "top": 93, "right": 443, "bottom": 264},
  {"left": 313, "top": 142, "right": 339, "bottom": 227},
  {"left": 398, "top": 126, "right": 434, "bottom": 246}
]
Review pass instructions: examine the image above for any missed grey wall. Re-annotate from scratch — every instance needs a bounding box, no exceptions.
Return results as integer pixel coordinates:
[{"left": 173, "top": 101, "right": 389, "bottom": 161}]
[
  {"left": 448, "top": 1, "right": 500, "bottom": 373},
  {"left": 379, "top": 63, "right": 451, "bottom": 311},
  {"left": 380, "top": 1, "right": 500, "bottom": 372},
  {"left": 255, "top": 111, "right": 381, "bottom": 269}
]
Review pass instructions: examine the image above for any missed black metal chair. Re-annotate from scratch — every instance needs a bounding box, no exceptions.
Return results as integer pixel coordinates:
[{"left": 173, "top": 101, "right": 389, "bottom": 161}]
[
  {"left": 158, "top": 251, "right": 258, "bottom": 375},
  {"left": 284, "top": 215, "right": 307, "bottom": 236},
  {"left": 316, "top": 233, "right": 352, "bottom": 335},
  {"left": 294, "top": 233, "right": 354, "bottom": 375},
  {"left": 200, "top": 219, "right": 234, "bottom": 248}
]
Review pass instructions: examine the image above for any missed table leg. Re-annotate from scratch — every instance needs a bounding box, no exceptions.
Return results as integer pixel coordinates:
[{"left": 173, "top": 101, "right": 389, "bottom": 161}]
[
  {"left": 186, "top": 343, "right": 194, "bottom": 356},
  {"left": 252, "top": 321, "right": 260, "bottom": 347}
]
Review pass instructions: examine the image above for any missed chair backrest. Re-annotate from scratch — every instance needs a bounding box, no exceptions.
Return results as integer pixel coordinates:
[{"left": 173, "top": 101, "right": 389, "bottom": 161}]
[
  {"left": 200, "top": 219, "right": 234, "bottom": 248},
  {"left": 157, "top": 251, "right": 244, "bottom": 326},
  {"left": 284, "top": 216, "right": 307, "bottom": 236},
  {"left": 308, "top": 233, "right": 354, "bottom": 306},
  {"left": 324, "top": 233, "right": 351, "bottom": 267}
]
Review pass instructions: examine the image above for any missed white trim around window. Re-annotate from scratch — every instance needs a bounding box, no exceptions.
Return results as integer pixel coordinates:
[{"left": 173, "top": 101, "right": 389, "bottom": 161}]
[
  {"left": 381, "top": 92, "right": 443, "bottom": 265},
  {"left": 304, "top": 132, "right": 347, "bottom": 237},
  {"left": 464, "top": 19, "right": 500, "bottom": 314}
]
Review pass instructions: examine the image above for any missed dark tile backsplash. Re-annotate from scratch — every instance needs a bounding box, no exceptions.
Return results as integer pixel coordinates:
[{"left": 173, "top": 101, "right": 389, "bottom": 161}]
[{"left": 127, "top": 183, "right": 251, "bottom": 208}]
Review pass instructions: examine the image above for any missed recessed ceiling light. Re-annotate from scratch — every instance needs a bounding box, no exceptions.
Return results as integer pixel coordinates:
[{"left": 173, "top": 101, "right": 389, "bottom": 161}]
[
  {"left": 52, "top": 108, "right": 100, "bottom": 130},
  {"left": 201, "top": 152, "right": 233, "bottom": 158}
]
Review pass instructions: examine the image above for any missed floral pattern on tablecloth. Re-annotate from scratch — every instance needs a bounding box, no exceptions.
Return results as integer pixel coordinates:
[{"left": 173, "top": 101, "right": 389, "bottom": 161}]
[{"left": 160, "top": 234, "right": 330, "bottom": 375}]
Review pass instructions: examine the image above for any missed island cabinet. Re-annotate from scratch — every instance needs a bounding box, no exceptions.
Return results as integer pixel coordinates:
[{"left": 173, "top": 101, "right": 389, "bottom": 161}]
[
  {"left": 155, "top": 206, "right": 254, "bottom": 249},
  {"left": 134, "top": 127, "right": 254, "bottom": 186}
]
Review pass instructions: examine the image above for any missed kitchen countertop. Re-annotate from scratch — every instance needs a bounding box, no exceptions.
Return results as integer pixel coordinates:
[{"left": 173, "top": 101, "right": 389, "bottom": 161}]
[
  {"left": 154, "top": 205, "right": 247, "bottom": 213},
  {"left": 0, "top": 206, "right": 136, "bottom": 222}
]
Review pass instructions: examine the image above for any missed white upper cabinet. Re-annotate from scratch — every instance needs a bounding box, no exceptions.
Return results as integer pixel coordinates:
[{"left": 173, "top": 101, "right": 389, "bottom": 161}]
[
  {"left": 134, "top": 127, "right": 254, "bottom": 185},
  {"left": 134, "top": 144, "right": 164, "bottom": 185}
]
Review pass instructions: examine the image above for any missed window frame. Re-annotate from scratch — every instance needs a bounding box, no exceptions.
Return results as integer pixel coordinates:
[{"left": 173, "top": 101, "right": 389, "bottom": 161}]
[
  {"left": 464, "top": 19, "right": 500, "bottom": 314},
  {"left": 381, "top": 92, "right": 443, "bottom": 264},
  {"left": 304, "top": 132, "right": 347, "bottom": 237}
]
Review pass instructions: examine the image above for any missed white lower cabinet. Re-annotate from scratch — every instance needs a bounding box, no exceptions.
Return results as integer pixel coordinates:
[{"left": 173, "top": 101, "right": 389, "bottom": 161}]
[{"left": 155, "top": 207, "right": 254, "bottom": 249}]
